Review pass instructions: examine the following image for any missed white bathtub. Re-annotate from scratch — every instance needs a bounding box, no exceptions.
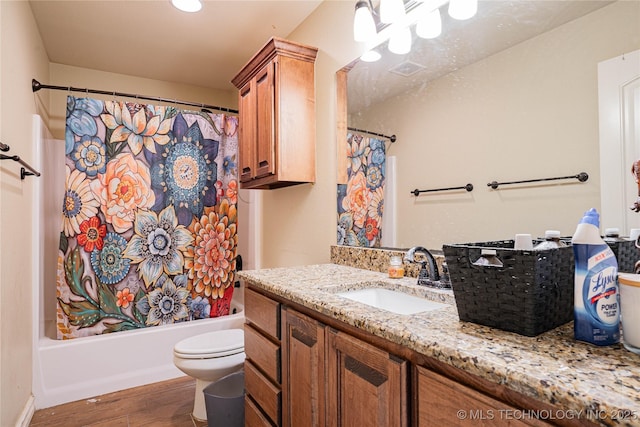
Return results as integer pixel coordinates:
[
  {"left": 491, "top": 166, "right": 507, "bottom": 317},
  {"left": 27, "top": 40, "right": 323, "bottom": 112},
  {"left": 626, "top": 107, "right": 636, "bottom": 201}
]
[{"left": 32, "top": 302, "right": 245, "bottom": 409}]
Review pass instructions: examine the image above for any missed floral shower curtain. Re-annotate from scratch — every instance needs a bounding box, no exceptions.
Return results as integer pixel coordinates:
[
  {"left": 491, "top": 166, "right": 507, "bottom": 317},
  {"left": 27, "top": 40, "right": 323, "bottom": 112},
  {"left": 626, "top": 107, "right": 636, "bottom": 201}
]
[
  {"left": 337, "top": 132, "right": 385, "bottom": 247},
  {"left": 56, "top": 96, "right": 239, "bottom": 339}
]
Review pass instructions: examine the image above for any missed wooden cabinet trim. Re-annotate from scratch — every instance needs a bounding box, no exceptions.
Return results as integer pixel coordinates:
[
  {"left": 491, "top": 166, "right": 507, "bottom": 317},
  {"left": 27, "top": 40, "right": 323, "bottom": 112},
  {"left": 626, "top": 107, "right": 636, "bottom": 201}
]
[
  {"left": 232, "top": 37, "right": 318, "bottom": 89},
  {"left": 336, "top": 67, "right": 348, "bottom": 185},
  {"left": 254, "top": 61, "right": 276, "bottom": 179},
  {"left": 239, "top": 80, "right": 256, "bottom": 182}
]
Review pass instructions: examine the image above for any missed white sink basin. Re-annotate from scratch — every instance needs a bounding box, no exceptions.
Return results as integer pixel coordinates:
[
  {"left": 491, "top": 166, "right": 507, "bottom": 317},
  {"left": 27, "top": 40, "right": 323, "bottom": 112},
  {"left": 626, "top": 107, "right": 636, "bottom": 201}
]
[{"left": 336, "top": 287, "right": 447, "bottom": 315}]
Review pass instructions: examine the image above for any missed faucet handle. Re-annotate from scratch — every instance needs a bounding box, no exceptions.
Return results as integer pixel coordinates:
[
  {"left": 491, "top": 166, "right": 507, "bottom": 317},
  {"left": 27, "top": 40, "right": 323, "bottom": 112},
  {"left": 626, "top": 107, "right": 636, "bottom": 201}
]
[
  {"left": 440, "top": 262, "right": 451, "bottom": 286},
  {"left": 416, "top": 262, "right": 432, "bottom": 286}
]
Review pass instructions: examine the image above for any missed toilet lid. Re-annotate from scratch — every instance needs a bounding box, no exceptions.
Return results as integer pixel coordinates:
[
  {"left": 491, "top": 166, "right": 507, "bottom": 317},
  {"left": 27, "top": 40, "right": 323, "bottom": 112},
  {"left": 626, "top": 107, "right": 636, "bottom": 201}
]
[{"left": 174, "top": 329, "right": 244, "bottom": 358}]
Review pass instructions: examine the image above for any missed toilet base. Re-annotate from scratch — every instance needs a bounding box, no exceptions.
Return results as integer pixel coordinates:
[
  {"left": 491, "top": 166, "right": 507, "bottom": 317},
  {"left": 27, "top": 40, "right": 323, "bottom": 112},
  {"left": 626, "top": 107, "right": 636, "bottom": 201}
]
[{"left": 192, "top": 379, "right": 213, "bottom": 421}]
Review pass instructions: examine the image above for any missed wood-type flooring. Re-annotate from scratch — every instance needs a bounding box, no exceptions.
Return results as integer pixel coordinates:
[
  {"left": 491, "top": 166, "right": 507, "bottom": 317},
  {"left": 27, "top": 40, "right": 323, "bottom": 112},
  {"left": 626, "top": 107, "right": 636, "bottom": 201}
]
[{"left": 30, "top": 376, "right": 209, "bottom": 427}]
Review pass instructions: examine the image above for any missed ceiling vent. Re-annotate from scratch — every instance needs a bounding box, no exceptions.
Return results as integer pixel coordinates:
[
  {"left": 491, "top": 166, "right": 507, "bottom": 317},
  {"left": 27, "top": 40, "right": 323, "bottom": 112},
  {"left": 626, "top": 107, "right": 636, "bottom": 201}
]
[{"left": 389, "top": 60, "right": 426, "bottom": 77}]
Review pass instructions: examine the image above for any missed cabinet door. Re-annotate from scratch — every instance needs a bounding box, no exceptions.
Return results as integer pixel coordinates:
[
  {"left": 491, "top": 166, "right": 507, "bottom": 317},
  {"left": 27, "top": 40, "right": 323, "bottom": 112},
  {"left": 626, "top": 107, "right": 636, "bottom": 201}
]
[
  {"left": 254, "top": 60, "right": 275, "bottom": 179},
  {"left": 327, "top": 329, "right": 408, "bottom": 427},
  {"left": 281, "top": 308, "right": 325, "bottom": 427},
  {"left": 238, "top": 81, "right": 255, "bottom": 182},
  {"left": 416, "top": 366, "right": 549, "bottom": 427}
]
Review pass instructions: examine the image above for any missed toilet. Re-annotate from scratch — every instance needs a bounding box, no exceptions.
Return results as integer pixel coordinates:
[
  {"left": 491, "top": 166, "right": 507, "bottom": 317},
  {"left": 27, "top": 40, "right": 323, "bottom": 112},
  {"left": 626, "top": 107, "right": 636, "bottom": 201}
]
[{"left": 173, "top": 329, "right": 245, "bottom": 421}]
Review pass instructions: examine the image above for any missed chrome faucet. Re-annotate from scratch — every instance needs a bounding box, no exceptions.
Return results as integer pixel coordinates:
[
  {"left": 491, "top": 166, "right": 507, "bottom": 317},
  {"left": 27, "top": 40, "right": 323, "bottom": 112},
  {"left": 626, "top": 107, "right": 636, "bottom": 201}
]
[{"left": 404, "top": 246, "right": 451, "bottom": 289}]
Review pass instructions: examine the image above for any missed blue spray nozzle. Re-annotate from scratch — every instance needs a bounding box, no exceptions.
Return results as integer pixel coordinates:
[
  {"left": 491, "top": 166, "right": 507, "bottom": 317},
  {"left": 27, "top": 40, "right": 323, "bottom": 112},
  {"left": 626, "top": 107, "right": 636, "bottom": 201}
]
[{"left": 580, "top": 208, "right": 600, "bottom": 227}]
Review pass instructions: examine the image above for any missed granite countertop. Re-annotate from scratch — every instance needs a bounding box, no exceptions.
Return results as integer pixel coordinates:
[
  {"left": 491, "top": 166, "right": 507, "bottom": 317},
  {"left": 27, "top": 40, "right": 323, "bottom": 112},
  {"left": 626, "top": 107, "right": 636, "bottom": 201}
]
[{"left": 238, "top": 263, "right": 640, "bottom": 427}]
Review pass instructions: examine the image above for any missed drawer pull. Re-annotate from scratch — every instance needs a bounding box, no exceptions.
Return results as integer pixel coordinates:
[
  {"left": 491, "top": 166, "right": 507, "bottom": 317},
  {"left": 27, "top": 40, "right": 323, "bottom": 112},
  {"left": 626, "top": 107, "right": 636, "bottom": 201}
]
[
  {"left": 292, "top": 328, "right": 317, "bottom": 347},
  {"left": 345, "top": 355, "right": 387, "bottom": 387}
]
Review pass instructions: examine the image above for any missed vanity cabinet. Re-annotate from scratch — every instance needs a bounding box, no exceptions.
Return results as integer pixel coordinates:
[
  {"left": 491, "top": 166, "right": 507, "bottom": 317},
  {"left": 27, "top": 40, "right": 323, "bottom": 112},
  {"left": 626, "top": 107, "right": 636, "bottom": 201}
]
[
  {"left": 244, "top": 284, "right": 562, "bottom": 427},
  {"left": 415, "top": 367, "right": 550, "bottom": 427},
  {"left": 231, "top": 37, "right": 318, "bottom": 190}
]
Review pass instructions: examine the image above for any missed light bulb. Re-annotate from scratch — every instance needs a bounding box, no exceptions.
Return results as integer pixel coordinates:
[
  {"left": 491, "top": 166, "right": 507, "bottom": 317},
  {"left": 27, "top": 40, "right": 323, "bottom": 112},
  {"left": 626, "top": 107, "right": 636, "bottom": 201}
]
[
  {"left": 416, "top": 8, "right": 441, "bottom": 39},
  {"left": 448, "top": 0, "right": 477, "bottom": 20},
  {"left": 380, "top": 0, "right": 406, "bottom": 24},
  {"left": 361, "top": 50, "right": 382, "bottom": 62},
  {"left": 353, "top": 1, "right": 377, "bottom": 42},
  {"left": 171, "top": 0, "right": 202, "bottom": 12},
  {"left": 388, "top": 26, "right": 411, "bottom": 54}
]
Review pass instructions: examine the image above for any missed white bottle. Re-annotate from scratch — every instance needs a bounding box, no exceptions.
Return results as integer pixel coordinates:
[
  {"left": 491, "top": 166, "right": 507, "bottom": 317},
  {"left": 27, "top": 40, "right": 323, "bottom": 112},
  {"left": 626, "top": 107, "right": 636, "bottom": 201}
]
[
  {"left": 604, "top": 228, "right": 623, "bottom": 242},
  {"left": 472, "top": 249, "right": 503, "bottom": 267},
  {"left": 534, "top": 230, "right": 566, "bottom": 250},
  {"left": 571, "top": 208, "right": 620, "bottom": 345}
]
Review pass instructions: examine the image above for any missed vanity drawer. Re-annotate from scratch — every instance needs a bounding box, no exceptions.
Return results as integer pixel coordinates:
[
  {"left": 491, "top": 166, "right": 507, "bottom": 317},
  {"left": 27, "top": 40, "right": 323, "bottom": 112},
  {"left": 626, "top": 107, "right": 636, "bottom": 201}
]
[
  {"left": 245, "top": 324, "right": 281, "bottom": 383},
  {"left": 245, "top": 360, "right": 282, "bottom": 425},
  {"left": 246, "top": 395, "right": 276, "bottom": 427},
  {"left": 246, "top": 287, "right": 281, "bottom": 340}
]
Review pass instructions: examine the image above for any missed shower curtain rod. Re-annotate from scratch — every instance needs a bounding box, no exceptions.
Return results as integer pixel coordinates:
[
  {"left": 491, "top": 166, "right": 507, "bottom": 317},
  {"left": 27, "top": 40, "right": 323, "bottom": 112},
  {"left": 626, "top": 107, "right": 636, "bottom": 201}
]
[
  {"left": 32, "top": 79, "right": 239, "bottom": 114},
  {"left": 348, "top": 126, "right": 397, "bottom": 143}
]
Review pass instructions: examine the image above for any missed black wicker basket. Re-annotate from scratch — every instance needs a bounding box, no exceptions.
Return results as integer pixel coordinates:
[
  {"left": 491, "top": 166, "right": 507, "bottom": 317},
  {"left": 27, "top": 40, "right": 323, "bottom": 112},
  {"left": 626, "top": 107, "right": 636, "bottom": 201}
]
[
  {"left": 442, "top": 240, "right": 574, "bottom": 337},
  {"left": 606, "top": 239, "right": 640, "bottom": 273}
]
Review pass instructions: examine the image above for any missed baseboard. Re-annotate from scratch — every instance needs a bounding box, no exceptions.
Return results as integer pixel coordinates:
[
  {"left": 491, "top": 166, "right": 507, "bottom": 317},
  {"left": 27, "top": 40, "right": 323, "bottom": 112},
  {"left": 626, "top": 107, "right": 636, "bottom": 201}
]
[{"left": 16, "top": 395, "right": 35, "bottom": 427}]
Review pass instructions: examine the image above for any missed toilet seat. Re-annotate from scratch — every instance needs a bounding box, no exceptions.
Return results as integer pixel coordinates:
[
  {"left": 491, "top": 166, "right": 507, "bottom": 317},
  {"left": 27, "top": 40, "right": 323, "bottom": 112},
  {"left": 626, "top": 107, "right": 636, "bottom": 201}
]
[{"left": 174, "top": 329, "right": 244, "bottom": 359}]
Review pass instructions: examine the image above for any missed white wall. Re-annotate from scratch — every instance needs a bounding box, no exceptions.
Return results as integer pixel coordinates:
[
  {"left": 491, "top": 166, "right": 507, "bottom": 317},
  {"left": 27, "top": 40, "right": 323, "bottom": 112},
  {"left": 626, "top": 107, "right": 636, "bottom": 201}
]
[
  {"left": 351, "top": 1, "right": 640, "bottom": 249},
  {"left": 0, "top": 1, "right": 50, "bottom": 425}
]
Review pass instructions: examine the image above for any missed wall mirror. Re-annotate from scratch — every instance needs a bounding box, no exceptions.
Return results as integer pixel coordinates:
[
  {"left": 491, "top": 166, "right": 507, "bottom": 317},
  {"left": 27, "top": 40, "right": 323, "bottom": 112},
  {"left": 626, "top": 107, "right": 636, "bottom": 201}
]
[{"left": 338, "top": 0, "right": 639, "bottom": 251}]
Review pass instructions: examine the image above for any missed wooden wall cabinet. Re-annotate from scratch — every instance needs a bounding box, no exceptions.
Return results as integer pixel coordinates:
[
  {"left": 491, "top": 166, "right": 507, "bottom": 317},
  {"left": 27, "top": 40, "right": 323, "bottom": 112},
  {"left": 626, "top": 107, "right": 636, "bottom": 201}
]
[{"left": 231, "top": 37, "right": 318, "bottom": 190}]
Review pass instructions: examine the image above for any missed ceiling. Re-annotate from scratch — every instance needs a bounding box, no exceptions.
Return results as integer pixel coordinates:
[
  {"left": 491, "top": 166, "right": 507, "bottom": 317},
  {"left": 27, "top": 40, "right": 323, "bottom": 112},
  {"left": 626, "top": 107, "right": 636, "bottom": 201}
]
[
  {"left": 348, "top": 0, "right": 614, "bottom": 113},
  {"left": 29, "top": 0, "right": 324, "bottom": 93}
]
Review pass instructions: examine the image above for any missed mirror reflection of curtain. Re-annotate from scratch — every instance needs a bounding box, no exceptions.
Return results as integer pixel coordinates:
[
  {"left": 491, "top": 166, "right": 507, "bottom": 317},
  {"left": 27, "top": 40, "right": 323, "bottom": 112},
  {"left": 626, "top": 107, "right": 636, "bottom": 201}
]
[
  {"left": 337, "top": 133, "right": 385, "bottom": 247},
  {"left": 56, "top": 96, "right": 239, "bottom": 339}
]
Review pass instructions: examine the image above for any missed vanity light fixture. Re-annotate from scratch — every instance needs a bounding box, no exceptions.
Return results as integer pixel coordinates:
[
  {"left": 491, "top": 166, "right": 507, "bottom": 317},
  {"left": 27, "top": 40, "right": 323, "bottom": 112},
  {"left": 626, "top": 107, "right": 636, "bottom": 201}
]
[
  {"left": 354, "top": 1, "right": 377, "bottom": 42},
  {"left": 360, "top": 50, "right": 382, "bottom": 62},
  {"left": 171, "top": 0, "right": 202, "bottom": 13},
  {"left": 380, "top": 0, "right": 407, "bottom": 24},
  {"left": 416, "top": 8, "right": 442, "bottom": 39},
  {"left": 388, "top": 26, "right": 412, "bottom": 54},
  {"left": 448, "top": 0, "right": 477, "bottom": 20},
  {"left": 353, "top": 0, "right": 477, "bottom": 61}
]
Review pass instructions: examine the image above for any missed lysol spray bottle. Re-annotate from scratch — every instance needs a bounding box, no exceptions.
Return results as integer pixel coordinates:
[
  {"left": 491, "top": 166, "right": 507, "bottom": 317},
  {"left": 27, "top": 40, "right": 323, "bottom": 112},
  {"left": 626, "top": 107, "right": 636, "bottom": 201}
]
[{"left": 571, "top": 208, "right": 620, "bottom": 345}]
